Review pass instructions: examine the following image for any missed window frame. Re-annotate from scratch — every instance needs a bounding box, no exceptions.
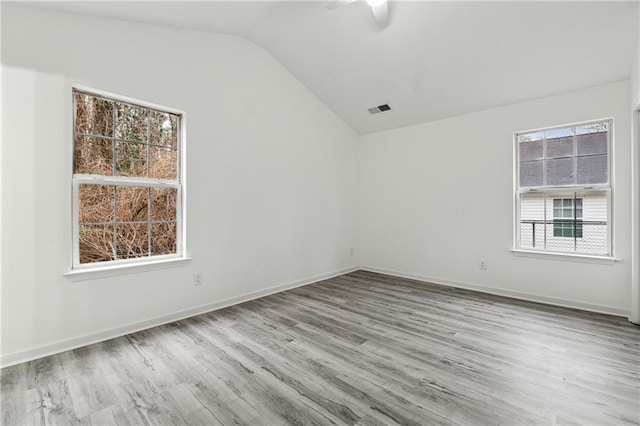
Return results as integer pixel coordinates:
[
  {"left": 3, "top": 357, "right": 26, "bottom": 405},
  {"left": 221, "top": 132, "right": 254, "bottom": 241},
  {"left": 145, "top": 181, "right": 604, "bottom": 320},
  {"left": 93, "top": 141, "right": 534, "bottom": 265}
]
[
  {"left": 70, "top": 85, "right": 187, "bottom": 271},
  {"left": 552, "top": 197, "right": 583, "bottom": 238},
  {"left": 513, "top": 118, "right": 614, "bottom": 258}
]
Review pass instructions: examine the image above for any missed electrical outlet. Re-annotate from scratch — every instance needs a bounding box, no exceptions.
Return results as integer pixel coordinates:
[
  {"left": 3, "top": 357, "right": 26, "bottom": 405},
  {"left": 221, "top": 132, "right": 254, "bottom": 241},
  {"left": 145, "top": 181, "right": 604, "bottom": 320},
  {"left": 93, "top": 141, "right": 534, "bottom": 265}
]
[
  {"left": 349, "top": 248, "right": 354, "bottom": 256},
  {"left": 193, "top": 272, "right": 203, "bottom": 286},
  {"left": 479, "top": 260, "right": 487, "bottom": 270}
]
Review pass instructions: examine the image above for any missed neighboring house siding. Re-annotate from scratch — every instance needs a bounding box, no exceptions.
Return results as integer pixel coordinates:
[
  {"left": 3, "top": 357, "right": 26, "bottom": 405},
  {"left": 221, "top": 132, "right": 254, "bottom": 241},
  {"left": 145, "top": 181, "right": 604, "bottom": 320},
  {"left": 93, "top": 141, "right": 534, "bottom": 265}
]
[
  {"left": 519, "top": 192, "right": 545, "bottom": 249},
  {"left": 520, "top": 192, "right": 607, "bottom": 254}
]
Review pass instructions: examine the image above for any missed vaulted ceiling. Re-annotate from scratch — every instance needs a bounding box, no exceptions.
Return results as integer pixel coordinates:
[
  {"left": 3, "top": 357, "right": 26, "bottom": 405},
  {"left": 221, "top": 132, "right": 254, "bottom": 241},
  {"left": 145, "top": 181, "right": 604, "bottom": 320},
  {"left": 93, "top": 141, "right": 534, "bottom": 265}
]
[{"left": 20, "top": 1, "right": 639, "bottom": 134}]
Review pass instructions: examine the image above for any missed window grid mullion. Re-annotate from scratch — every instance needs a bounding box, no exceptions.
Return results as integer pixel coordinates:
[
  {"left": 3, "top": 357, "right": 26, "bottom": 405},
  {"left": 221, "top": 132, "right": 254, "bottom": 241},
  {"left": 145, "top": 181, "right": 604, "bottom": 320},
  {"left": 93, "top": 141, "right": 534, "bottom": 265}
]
[
  {"left": 81, "top": 220, "right": 177, "bottom": 226},
  {"left": 543, "top": 192, "right": 547, "bottom": 250},
  {"left": 542, "top": 133, "right": 547, "bottom": 187},
  {"left": 573, "top": 192, "right": 577, "bottom": 251},
  {"left": 573, "top": 128, "right": 578, "bottom": 187},
  {"left": 74, "top": 131, "right": 176, "bottom": 150},
  {"left": 147, "top": 110, "right": 152, "bottom": 257},
  {"left": 73, "top": 174, "right": 179, "bottom": 188},
  {"left": 72, "top": 94, "right": 80, "bottom": 267}
]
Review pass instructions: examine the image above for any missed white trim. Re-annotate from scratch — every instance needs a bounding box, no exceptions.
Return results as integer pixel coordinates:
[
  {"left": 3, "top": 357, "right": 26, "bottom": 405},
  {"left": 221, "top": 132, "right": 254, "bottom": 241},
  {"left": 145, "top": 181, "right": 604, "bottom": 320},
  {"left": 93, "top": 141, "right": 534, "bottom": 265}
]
[
  {"left": 178, "top": 113, "right": 187, "bottom": 267},
  {"left": 72, "top": 178, "right": 80, "bottom": 267},
  {"left": 631, "top": 106, "right": 640, "bottom": 324},
  {"left": 517, "top": 184, "right": 610, "bottom": 193},
  {"left": 63, "top": 256, "right": 192, "bottom": 280},
  {"left": 512, "top": 131, "right": 519, "bottom": 251},
  {"left": 72, "top": 84, "right": 183, "bottom": 115},
  {"left": 510, "top": 249, "right": 620, "bottom": 264},
  {"left": 1, "top": 267, "right": 358, "bottom": 368},
  {"left": 74, "top": 175, "right": 179, "bottom": 188},
  {"left": 360, "top": 265, "right": 629, "bottom": 319},
  {"left": 514, "top": 117, "right": 614, "bottom": 139}
]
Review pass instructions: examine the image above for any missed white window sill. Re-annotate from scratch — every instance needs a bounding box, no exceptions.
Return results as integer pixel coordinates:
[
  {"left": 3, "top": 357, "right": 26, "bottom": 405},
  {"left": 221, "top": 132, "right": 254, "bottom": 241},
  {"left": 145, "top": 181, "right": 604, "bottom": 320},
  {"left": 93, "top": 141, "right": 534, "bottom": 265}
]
[
  {"left": 63, "top": 257, "right": 192, "bottom": 281},
  {"left": 510, "top": 249, "right": 620, "bottom": 265}
]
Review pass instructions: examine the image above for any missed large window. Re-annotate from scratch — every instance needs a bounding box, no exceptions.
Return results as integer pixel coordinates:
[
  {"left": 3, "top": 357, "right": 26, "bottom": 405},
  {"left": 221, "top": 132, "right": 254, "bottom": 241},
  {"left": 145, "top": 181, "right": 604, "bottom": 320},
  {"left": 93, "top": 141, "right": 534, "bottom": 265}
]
[
  {"left": 515, "top": 119, "right": 611, "bottom": 256},
  {"left": 72, "top": 88, "right": 183, "bottom": 268}
]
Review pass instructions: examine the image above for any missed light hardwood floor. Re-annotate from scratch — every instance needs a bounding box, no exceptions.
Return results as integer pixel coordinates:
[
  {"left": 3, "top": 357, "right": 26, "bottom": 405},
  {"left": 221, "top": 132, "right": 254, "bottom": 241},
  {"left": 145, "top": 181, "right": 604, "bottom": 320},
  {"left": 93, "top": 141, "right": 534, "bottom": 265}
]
[{"left": 2, "top": 271, "right": 639, "bottom": 425}]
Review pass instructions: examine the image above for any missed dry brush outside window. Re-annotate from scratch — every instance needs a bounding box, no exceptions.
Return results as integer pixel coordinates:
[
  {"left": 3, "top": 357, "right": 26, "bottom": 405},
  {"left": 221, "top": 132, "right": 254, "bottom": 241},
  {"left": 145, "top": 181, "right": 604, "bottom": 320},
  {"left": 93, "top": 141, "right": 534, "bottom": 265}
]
[{"left": 72, "top": 88, "right": 183, "bottom": 268}]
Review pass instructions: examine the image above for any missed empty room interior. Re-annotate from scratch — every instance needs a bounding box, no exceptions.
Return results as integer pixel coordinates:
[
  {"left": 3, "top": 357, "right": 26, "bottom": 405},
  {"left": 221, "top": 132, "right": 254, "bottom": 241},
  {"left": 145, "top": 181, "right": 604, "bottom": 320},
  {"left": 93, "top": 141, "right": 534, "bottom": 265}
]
[{"left": 2, "top": 0, "right": 640, "bottom": 424}]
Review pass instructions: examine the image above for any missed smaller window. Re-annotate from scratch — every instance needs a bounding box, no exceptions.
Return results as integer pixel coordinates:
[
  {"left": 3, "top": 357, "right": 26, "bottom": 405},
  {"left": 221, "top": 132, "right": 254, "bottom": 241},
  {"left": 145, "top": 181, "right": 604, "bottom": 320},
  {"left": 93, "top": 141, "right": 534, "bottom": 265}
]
[
  {"left": 553, "top": 198, "right": 583, "bottom": 238},
  {"left": 515, "top": 119, "right": 612, "bottom": 256}
]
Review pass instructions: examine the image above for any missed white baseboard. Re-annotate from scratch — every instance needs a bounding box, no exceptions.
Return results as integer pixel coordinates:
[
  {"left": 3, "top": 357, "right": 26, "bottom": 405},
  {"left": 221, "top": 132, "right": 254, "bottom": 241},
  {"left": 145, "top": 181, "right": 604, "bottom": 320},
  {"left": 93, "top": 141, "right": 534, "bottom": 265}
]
[
  {"left": 360, "top": 265, "right": 630, "bottom": 319},
  {"left": 0, "top": 266, "right": 358, "bottom": 368},
  {"left": 3, "top": 264, "right": 630, "bottom": 368}
]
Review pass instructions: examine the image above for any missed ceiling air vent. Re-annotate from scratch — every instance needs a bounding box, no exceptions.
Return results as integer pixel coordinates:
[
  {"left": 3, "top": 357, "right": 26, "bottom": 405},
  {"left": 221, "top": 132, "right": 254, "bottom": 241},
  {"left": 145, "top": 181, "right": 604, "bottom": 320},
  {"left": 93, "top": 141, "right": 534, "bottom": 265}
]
[{"left": 368, "top": 104, "right": 391, "bottom": 114}]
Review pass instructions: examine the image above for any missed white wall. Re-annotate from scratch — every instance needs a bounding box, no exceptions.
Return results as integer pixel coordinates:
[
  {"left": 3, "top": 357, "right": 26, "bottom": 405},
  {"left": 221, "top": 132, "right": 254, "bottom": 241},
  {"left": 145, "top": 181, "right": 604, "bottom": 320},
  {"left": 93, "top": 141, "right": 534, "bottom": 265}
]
[
  {"left": 0, "top": 5, "right": 359, "bottom": 366},
  {"left": 359, "top": 81, "right": 632, "bottom": 316},
  {"left": 633, "top": 4, "right": 640, "bottom": 106},
  {"left": 633, "top": 48, "right": 639, "bottom": 108}
]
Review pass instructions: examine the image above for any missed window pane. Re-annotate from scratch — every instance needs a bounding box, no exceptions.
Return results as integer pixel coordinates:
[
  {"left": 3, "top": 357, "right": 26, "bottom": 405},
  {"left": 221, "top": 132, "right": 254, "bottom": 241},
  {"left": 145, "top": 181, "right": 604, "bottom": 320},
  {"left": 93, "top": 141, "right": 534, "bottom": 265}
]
[
  {"left": 577, "top": 131, "right": 607, "bottom": 156},
  {"left": 150, "top": 111, "right": 178, "bottom": 147},
  {"left": 518, "top": 131, "right": 544, "bottom": 144},
  {"left": 553, "top": 223, "right": 564, "bottom": 237},
  {"left": 79, "top": 184, "right": 114, "bottom": 223},
  {"left": 75, "top": 93, "right": 114, "bottom": 137},
  {"left": 116, "top": 223, "right": 149, "bottom": 259},
  {"left": 545, "top": 158, "right": 574, "bottom": 186},
  {"left": 563, "top": 199, "right": 572, "bottom": 208},
  {"left": 116, "top": 103, "right": 148, "bottom": 142},
  {"left": 519, "top": 192, "right": 545, "bottom": 249},
  {"left": 116, "top": 186, "right": 149, "bottom": 222},
  {"left": 563, "top": 226, "right": 573, "bottom": 238},
  {"left": 150, "top": 188, "right": 177, "bottom": 221},
  {"left": 79, "top": 224, "right": 115, "bottom": 264},
  {"left": 151, "top": 222, "right": 177, "bottom": 256},
  {"left": 546, "top": 191, "right": 607, "bottom": 253},
  {"left": 577, "top": 154, "right": 607, "bottom": 184},
  {"left": 577, "top": 122, "right": 608, "bottom": 134},
  {"left": 74, "top": 136, "right": 113, "bottom": 175},
  {"left": 519, "top": 140, "right": 543, "bottom": 162},
  {"left": 115, "top": 142, "right": 148, "bottom": 177},
  {"left": 150, "top": 146, "right": 178, "bottom": 180},
  {"left": 546, "top": 136, "right": 573, "bottom": 159},
  {"left": 520, "top": 161, "right": 543, "bottom": 187},
  {"left": 575, "top": 190, "right": 607, "bottom": 253},
  {"left": 545, "top": 127, "right": 573, "bottom": 139}
]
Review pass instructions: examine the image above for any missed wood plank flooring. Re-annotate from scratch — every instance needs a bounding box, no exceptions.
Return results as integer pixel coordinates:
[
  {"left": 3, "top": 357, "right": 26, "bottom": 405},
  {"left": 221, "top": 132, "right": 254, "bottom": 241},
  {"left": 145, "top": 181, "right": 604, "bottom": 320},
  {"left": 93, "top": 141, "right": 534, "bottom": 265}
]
[{"left": 2, "top": 270, "right": 639, "bottom": 425}]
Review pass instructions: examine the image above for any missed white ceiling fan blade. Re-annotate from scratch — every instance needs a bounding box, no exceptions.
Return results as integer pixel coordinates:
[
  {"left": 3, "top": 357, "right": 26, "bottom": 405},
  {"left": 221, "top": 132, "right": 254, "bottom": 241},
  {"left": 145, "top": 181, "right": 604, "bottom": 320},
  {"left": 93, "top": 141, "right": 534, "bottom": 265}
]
[
  {"left": 370, "top": 1, "right": 389, "bottom": 27},
  {"left": 327, "top": 0, "right": 357, "bottom": 10}
]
